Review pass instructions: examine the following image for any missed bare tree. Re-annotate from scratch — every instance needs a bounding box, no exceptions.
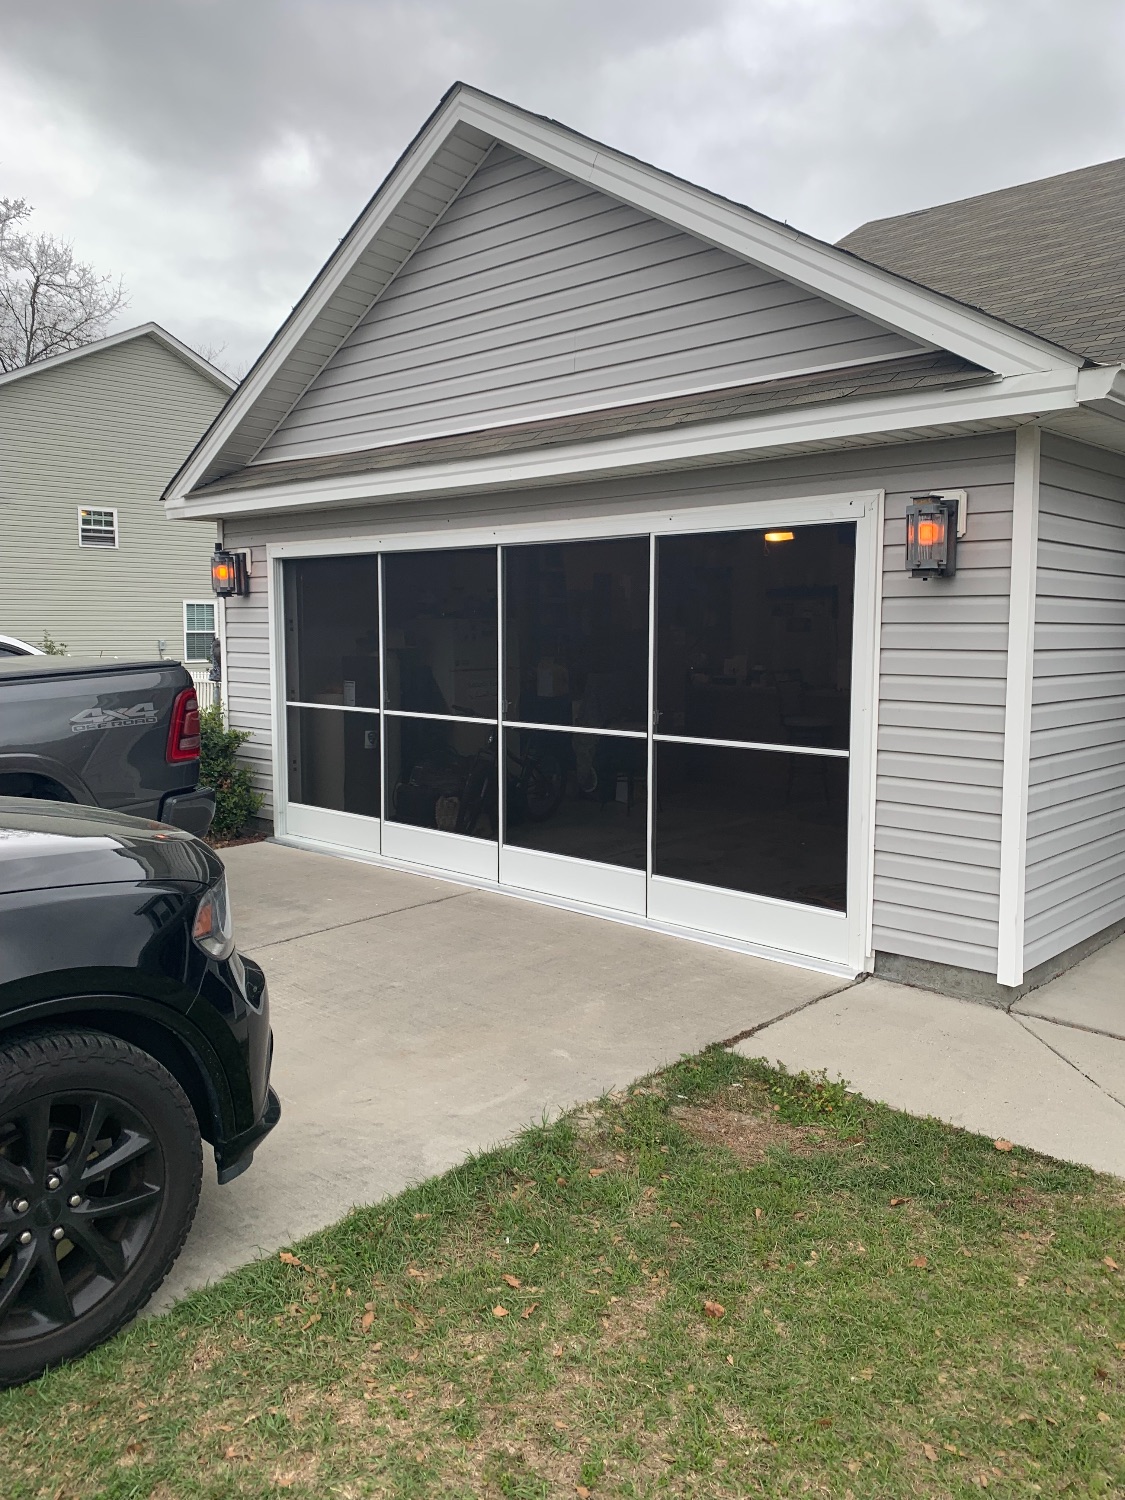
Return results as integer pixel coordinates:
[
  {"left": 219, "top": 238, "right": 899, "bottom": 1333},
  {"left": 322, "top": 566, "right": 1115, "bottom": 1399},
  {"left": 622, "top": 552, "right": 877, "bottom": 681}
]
[
  {"left": 191, "top": 339, "right": 250, "bottom": 384},
  {"left": 0, "top": 199, "right": 128, "bottom": 371}
]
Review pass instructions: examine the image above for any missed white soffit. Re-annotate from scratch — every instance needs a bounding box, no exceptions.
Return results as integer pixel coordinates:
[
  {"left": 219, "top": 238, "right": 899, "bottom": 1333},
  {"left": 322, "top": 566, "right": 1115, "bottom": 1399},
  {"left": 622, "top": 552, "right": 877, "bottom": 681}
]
[{"left": 166, "top": 84, "right": 1083, "bottom": 505}]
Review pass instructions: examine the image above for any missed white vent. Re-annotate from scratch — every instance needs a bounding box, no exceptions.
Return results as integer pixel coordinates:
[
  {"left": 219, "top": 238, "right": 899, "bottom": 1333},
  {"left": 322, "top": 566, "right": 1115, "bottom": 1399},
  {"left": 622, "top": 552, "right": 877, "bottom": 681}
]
[{"left": 78, "top": 507, "right": 118, "bottom": 547}]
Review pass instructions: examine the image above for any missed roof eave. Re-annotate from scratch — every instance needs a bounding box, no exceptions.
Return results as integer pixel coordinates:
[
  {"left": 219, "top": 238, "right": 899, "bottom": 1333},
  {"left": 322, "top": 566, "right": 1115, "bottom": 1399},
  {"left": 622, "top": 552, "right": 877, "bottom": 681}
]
[{"left": 166, "top": 366, "right": 1080, "bottom": 523}]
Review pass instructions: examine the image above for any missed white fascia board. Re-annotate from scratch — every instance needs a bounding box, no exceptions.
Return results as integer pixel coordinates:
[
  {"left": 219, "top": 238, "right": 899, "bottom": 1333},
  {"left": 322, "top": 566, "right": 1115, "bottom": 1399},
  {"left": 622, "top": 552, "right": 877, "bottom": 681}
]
[
  {"left": 456, "top": 94, "right": 1082, "bottom": 381},
  {"left": 165, "top": 366, "right": 1078, "bottom": 522},
  {"left": 168, "top": 88, "right": 1082, "bottom": 506},
  {"left": 0, "top": 322, "right": 234, "bottom": 393}
]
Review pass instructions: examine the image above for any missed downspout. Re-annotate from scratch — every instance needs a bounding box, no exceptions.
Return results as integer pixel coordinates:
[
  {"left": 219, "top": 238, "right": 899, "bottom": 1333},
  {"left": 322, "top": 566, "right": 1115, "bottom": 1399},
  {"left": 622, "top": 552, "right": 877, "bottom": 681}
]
[{"left": 996, "top": 424, "right": 1041, "bottom": 987}]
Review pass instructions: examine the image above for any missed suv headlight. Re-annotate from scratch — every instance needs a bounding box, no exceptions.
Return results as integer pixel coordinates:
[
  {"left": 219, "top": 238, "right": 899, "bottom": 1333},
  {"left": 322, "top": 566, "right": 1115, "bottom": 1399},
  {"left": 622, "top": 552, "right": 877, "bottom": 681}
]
[{"left": 192, "top": 873, "right": 235, "bottom": 960}]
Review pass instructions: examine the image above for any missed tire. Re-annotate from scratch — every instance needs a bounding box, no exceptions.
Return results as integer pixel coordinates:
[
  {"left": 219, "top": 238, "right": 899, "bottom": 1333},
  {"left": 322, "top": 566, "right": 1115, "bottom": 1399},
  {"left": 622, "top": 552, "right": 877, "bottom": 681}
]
[{"left": 0, "top": 1028, "right": 202, "bottom": 1387}]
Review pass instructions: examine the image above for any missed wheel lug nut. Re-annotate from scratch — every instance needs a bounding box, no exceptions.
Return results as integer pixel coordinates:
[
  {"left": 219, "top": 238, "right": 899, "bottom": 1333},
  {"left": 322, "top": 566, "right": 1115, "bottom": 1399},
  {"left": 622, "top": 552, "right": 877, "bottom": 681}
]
[
  {"left": 51, "top": 1227, "right": 65, "bottom": 1241},
  {"left": 46, "top": 1175, "right": 61, "bottom": 1190},
  {"left": 18, "top": 1231, "right": 32, "bottom": 1246},
  {"left": 12, "top": 1199, "right": 29, "bottom": 1214},
  {"left": 68, "top": 1194, "right": 82, "bottom": 1208}
]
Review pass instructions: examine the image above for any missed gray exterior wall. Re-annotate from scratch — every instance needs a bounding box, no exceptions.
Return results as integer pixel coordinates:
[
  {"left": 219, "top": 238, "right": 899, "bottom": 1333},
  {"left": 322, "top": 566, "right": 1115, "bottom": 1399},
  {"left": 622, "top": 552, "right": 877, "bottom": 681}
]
[
  {"left": 1025, "top": 435, "right": 1125, "bottom": 970},
  {"left": 222, "top": 431, "right": 1015, "bottom": 975},
  {"left": 0, "top": 334, "right": 224, "bottom": 661},
  {"left": 256, "top": 144, "right": 921, "bottom": 464}
]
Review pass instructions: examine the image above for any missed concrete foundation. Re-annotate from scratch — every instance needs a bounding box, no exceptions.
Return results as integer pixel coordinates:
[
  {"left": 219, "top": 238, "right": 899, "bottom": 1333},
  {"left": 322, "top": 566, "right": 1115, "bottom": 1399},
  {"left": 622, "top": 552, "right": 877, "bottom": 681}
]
[{"left": 874, "top": 916, "right": 1125, "bottom": 1008}]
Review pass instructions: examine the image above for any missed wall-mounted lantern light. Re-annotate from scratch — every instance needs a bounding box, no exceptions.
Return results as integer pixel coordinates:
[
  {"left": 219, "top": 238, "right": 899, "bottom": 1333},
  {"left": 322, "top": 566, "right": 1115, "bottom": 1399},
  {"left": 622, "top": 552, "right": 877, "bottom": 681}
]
[
  {"left": 905, "top": 495, "right": 960, "bottom": 579},
  {"left": 763, "top": 530, "right": 795, "bottom": 544},
  {"left": 211, "top": 546, "right": 250, "bottom": 597}
]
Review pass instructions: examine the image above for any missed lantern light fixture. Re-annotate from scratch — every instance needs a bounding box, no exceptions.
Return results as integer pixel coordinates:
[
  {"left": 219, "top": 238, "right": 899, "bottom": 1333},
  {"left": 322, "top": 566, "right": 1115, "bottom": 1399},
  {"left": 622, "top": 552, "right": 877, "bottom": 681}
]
[
  {"left": 905, "top": 495, "right": 960, "bottom": 579},
  {"left": 764, "top": 530, "right": 795, "bottom": 544},
  {"left": 211, "top": 546, "right": 249, "bottom": 597}
]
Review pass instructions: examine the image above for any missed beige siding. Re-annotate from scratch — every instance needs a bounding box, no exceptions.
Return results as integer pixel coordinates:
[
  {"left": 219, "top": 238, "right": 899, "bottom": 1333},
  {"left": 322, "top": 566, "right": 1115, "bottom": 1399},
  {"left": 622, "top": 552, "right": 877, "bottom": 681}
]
[
  {"left": 1025, "top": 435, "right": 1125, "bottom": 970},
  {"left": 257, "top": 144, "right": 921, "bottom": 464},
  {"left": 0, "top": 335, "right": 225, "bottom": 661},
  {"left": 224, "top": 431, "right": 1014, "bottom": 974}
]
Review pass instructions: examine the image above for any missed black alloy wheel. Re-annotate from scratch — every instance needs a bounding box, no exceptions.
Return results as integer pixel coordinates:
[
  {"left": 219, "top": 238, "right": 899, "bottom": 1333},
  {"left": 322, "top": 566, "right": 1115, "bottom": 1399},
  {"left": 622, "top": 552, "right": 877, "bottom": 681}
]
[{"left": 0, "top": 1030, "right": 202, "bottom": 1386}]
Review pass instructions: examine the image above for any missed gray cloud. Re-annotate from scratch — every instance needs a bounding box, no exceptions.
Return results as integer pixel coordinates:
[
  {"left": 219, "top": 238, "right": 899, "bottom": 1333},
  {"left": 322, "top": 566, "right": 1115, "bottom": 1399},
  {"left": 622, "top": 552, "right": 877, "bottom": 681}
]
[{"left": 3, "top": 0, "right": 1123, "bottom": 372}]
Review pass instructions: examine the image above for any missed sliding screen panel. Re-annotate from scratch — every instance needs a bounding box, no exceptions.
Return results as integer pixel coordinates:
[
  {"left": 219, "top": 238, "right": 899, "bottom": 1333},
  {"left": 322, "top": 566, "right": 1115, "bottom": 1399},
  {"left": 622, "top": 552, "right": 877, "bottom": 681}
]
[{"left": 656, "top": 525, "right": 855, "bottom": 749}]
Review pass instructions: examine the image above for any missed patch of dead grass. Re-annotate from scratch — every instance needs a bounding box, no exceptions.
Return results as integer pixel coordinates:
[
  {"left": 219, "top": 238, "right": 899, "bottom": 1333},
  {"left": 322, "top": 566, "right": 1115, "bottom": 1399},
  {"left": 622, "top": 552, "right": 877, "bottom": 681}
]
[{"left": 671, "top": 1101, "right": 830, "bottom": 1165}]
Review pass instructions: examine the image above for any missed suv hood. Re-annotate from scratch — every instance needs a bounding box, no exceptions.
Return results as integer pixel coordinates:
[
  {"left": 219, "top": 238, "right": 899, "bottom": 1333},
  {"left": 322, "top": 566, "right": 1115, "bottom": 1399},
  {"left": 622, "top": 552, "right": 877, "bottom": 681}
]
[{"left": 0, "top": 797, "right": 221, "bottom": 895}]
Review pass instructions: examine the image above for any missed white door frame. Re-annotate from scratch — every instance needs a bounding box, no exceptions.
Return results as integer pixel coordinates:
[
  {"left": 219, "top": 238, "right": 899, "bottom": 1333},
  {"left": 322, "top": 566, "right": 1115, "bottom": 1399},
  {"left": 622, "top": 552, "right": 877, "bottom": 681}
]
[{"left": 267, "top": 486, "right": 883, "bottom": 975}]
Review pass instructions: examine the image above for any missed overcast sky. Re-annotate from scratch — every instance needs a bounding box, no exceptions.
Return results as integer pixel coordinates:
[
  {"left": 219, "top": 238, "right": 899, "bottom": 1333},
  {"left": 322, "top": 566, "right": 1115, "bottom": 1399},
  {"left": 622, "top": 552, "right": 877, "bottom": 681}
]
[{"left": 3, "top": 0, "right": 1124, "bottom": 375}]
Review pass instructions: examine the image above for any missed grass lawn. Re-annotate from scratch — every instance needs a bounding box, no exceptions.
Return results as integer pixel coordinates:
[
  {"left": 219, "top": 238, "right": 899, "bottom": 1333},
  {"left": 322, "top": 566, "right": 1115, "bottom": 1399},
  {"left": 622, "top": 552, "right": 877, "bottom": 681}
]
[{"left": 2, "top": 1048, "right": 1122, "bottom": 1499}]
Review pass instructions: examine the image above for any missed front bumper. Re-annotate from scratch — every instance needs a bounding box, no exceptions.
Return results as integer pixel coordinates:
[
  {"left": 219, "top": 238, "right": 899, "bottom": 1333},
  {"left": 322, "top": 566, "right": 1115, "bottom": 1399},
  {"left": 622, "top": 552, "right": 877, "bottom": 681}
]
[
  {"left": 160, "top": 785, "right": 216, "bottom": 837},
  {"left": 211, "top": 954, "right": 280, "bottom": 1184},
  {"left": 215, "top": 1085, "right": 281, "bottom": 1184}
]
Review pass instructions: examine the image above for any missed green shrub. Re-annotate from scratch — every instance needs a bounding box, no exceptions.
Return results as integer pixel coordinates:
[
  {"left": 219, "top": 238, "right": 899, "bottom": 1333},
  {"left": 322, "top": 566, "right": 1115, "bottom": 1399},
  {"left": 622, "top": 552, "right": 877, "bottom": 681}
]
[
  {"left": 198, "top": 701, "right": 263, "bottom": 841},
  {"left": 40, "top": 632, "right": 67, "bottom": 655}
]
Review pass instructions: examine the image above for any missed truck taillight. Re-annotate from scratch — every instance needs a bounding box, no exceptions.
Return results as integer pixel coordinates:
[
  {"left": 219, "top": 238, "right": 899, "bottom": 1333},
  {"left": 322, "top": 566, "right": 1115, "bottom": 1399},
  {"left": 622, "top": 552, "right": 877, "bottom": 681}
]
[{"left": 167, "top": 688, "right": 201, "bottom": 762}]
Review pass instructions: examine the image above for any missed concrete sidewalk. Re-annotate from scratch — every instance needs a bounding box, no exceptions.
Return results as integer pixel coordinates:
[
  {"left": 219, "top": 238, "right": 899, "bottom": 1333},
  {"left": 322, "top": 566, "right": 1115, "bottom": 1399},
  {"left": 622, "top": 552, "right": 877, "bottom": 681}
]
[{"left": 736, "top": 937, "right": 1125, "bottom": 1178}]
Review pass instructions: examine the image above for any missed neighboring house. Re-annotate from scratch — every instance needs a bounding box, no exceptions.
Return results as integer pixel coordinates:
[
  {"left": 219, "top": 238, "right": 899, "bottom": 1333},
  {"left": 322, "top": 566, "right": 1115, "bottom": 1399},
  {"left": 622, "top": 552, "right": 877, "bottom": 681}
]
[
  {"left": 164, "top": 84, "right": 1125, "bottom": 1004},
  {"left": 0, "top": 324, "right": 233, "bottom": 666}
]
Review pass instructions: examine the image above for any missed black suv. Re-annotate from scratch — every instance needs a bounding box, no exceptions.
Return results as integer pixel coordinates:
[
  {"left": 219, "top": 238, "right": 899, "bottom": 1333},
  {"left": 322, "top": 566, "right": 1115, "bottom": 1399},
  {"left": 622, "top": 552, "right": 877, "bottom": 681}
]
[{"left": 0, "top": 797, "right": 279, "bottom": 1385}]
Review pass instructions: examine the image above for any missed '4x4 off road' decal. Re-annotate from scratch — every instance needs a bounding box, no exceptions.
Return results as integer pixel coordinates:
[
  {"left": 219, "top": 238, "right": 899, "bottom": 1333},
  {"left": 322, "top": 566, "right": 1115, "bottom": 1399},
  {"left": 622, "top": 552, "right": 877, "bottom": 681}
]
[{"left": 70, "top": 703, "right": 159, "bottom": 733}]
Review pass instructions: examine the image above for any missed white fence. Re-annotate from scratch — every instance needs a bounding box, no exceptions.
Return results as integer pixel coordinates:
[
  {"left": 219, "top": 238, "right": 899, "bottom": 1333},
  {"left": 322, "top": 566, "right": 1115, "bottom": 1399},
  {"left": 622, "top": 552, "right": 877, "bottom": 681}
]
[{"left": 189, "top": 669, "right": 221, "bottom": 710}]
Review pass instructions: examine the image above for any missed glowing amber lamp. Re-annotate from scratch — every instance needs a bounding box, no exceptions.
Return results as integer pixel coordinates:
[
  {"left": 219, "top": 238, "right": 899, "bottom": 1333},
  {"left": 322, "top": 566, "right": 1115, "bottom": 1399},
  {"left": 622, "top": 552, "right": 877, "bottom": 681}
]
[
  {"left": 915, "top": 518, "right": 944, "bottom": 547},
  {"left": 905, "top": 496, "right": 959, "bottom": 579},
  {"left": 211, "top": 546, "right": 247, "bottom": 597},
  {"left": 764, "top": 530, "right": 795, "bottom": 543}
]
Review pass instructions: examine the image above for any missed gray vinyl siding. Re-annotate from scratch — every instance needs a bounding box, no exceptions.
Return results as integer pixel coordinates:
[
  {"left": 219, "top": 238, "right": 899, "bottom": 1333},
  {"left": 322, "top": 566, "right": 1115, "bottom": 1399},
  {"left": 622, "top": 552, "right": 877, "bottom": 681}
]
[
  {"left": 1025, "top": 435, "right": 1125, "bottom": 970},
  {"left": 222, "top": 432, "right": 1013, "bottom": 973},
  {"left": 257, "top": 145, "right": 922, "bottom": 464},
  {"left": 0, "top": 336, "right": 224, "bottom": 661}
]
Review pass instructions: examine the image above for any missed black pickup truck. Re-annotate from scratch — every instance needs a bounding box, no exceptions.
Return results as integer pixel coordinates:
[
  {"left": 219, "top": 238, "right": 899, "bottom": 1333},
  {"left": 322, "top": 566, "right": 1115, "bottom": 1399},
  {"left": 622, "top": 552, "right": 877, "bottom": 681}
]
[{"left": 0, "top": 657, "right": 215, "bottom": 835}]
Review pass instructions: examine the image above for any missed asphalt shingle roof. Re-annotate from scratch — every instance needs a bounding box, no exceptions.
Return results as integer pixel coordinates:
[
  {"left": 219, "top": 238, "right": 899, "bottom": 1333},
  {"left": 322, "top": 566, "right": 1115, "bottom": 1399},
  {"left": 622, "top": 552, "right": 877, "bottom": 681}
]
[
  {"left": 839, "top": 157, "right": 1125, "bottom": 364},
  {"left": 197, "top": 351, "right": 988, "bottom": 497}
]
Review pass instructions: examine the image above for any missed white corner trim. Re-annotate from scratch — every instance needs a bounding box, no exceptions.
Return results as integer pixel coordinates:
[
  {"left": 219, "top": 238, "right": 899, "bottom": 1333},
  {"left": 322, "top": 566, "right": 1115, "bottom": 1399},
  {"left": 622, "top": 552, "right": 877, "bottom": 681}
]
[
  {"left": 165, "top": 367, "right": 1077, "bottom": 523},
  {"left": 862, "top": 489, "right": 886, "bottom": 969},
  {"left": 996, "top": 424, "right": 1041, "bottom": 987}
]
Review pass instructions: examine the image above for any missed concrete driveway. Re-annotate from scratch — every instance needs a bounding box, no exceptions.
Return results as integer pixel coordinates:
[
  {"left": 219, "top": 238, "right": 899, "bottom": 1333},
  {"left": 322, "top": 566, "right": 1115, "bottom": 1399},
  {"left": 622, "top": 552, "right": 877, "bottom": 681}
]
[{"left": 154, "top": 841, "right": 841, "bottom": 1308}]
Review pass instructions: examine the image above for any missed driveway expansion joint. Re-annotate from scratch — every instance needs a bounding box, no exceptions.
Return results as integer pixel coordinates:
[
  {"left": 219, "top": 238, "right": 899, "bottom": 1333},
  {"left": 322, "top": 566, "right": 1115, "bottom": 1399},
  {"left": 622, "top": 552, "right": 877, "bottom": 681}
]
[
  {"left": 248, "top": 889, "right": 472, "bottom": 952},
  {"left": 718, "top": 973, "right": 869, "bottom": 1050},
  {"left": 1013, "top": 1013, "right": 1125, "bottom": 1114}
]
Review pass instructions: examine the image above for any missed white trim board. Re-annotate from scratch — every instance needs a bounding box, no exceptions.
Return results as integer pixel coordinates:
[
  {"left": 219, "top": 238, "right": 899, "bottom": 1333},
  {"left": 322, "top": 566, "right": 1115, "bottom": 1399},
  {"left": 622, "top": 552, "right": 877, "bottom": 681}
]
[
  {"left": 165, "top": 84, "right": 1082, "bottom": 508},
  {"left": 168, "top": 367, "right": 1076, "bottom": 522},
  {"left": 996, "top": 423, "right": 1041, "bottom": 987}
]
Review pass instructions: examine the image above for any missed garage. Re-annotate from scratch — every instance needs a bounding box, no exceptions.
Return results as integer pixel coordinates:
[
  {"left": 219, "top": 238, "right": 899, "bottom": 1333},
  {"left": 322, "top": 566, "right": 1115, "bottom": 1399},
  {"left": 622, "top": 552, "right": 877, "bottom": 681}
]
[{"left": 166, "top": 85, "right": 1125, "bottom": 998}]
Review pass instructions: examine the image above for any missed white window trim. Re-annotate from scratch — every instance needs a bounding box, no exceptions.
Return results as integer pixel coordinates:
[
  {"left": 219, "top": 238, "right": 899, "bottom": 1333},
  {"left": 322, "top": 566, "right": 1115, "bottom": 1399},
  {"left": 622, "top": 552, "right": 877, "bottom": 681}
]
[
  {"left": 183, "top": 599, "right": 217, "bottom": 662},
  {"left": 77, "top": 506, "right": 119, "bottom": 548}
]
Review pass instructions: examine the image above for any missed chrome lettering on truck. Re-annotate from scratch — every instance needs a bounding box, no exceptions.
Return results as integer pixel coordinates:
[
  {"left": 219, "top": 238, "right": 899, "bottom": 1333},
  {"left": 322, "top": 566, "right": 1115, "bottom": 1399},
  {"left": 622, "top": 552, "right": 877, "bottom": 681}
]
[{"left": 69, "top": 703, "right": 160, "bottom": 733}]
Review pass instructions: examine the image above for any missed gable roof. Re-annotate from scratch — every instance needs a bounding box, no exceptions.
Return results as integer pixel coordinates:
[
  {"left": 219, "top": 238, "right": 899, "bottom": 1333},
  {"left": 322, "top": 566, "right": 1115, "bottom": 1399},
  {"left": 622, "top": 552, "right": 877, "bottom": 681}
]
[
  {"left": 167, "top": 84, "right": 1083, "bottom": 507},
  {"left": 840, "top": 157, "right": 1125, "bottom": 364},
  {"left": 0, "top": 322, "right": 235, "bottom": 394}
]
